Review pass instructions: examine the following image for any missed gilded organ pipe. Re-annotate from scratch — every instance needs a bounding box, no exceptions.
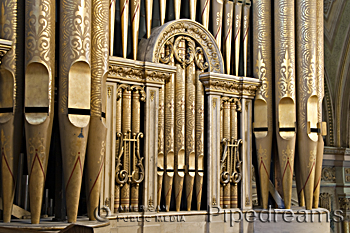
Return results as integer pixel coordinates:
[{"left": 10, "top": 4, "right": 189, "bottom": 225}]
[
  {"left": 109, "top": 0, "right": 116, "bottom": 56},
  {"left": 223, "top": 0, "right": 233, "bottom": 75},
  {"left": 296, "top": 0, "right": 317, "bottom": 210},
  {"left": 200, "top": 0, "right": 210, "bottom": 30},
  {"left": 159, "top": 0, "right": 166, "bottom": 25},
  {"left": 131, "top": 0, "right": 140, "bottom": 60},
  {"left": 252, "top": 0, "right": 273, "bottom": 210},
  {"left": 274, "top": 0, "right": 296, "bottom": 210},
  {"left": 212, "top": 0, "right": 223, "bottom": 50},
  {"left": 59, "top": 0, "right": 91, "bottom": 223},
  {"left": 190, "top": 0, "right": 197, "bottom": 21},
  {"left": 233, "top": 0, "right": 242, "bottom": 76},
  {"left": 0, "top": 0, "right": 24, "bottom": 223},
  {"left": 174, "top": 0, "right": 181, "bottom": 20},
  {"left": 86, "top": 0, "right": 109, "bottom": 220},
  {"left": 242, "top": 0, "right": 250, "bottom": 77},
  {"left": 313, "top": 0, "right": 326, "bottom": 209},
  {"left": 24, "top": 0, "right": 55, "bottom": 224},
  {"left": 120, "top": 0, "right": 129, "bottom": 57},
  {"left": 195, "top": 50, "right": 206, "bottom": 211},
  {"left": 174, "top": 37, "right": 186, "bottom": 211},
  {"left": 146, "top": 0, "right": 152, "bottom": 38},
  {"left": 163, "top": 42, "right": 175, "bottom": 212},
  {"left": 185, "top": 60, "right": 196, "bottom": 211}
]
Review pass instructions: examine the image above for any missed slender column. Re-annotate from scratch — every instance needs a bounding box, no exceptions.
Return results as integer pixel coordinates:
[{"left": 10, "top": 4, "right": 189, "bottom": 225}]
[
  {"left": 131, "top": 0, "right": 140, "bottom": 60},
  {"left": 120, "top": 89, "right": 132, "bottom": 211},
  {"left": 174, "top": 39, "right": 186, "bottom": 211},
  {"left": 200, "top": 0, "right": 210, "bottom": 29},
  {"left": 24, "top": 0, "right": 55, "bottom": 224},
  {"left": 222, "top": 97, "right": 231, "bottom": 208},
  {"left": 157, "top": 87, "right": 164, "bottom": 210},
  {"left": 114, "top": 86, "right": 123, "bottom": 212},
  {"left": 313, "top": 0, "right": 325, "bottom": 209},
  {"left": 296, "top": 0, "right": 317, "bottom": 210},
  {"left": 59, "top": 0, "right": 91, "bottom": 223},
  {"left": 120, "top": 0, "right": 129, "bottom": 57},
  {"left": 252, "top": 0, "right": 273, "bottom": 210},
  {"left": 185, "top": 61, "right": 196, "bottom": 211},
  {"left": 242, "top": 0, "right": 250, "bottom": 77},
  {"left": 274, "top": 0, "right": 296, "bottom": 210},
  {"left": 220, "top": 98, "right": 224, "bottom": 207},
  {"left": 223, "top": 0, "right": 233, "bottom": 75},
  {"left": 0, "top": 0, "right": 24, "bottom": 223},
  {"left": 233, "top": 0, "right": 242, "bottom": 76},
  {"left": 212, "top": 0, "right": 223, "bottom": 49}
]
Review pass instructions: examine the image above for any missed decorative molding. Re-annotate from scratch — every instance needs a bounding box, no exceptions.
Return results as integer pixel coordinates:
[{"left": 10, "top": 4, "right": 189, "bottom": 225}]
[
  {"left": 108, "top": 56, "right": 176, "bottom": 86},
  {"left": 321, "top": 166, "right": 336, "bottom": 182},
  {"left": 200, "top": 72, "right": 261, "bottom": 98}
]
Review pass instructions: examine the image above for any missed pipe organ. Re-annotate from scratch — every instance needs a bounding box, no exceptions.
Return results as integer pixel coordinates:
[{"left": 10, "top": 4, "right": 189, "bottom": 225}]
[{"left": 0, "top": 0, "right": 326, "bottom": 228}]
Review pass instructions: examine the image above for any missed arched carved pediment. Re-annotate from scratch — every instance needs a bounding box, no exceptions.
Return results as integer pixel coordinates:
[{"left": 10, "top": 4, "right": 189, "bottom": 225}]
[{"left": 141, "top": 19, "right": 224, "bottom": 73}]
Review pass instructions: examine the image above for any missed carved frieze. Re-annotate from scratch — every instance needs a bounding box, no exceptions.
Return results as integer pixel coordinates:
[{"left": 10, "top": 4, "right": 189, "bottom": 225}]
[{"left": 321, "top": 166, "right": 335, "bottom": 182}]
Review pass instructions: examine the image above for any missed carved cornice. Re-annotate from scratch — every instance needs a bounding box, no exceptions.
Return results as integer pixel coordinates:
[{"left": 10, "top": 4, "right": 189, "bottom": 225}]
[
  {"left": 0, "top": 39, "right": 13, "bottom": 65},
  {"left": 200, "top": 72, "right": 261, "bottom": 98},
  {"left": 108, "top": 56, "right": 176, "bottom": 86}
]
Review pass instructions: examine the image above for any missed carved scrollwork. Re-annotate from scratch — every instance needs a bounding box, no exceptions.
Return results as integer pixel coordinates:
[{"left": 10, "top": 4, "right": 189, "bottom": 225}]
[{"left": 321, "top": 166, "right": 336, "bottom": 182}]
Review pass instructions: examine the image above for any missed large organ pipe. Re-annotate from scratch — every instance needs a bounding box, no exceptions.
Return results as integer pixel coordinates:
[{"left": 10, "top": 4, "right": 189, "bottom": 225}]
[
  {"left": 195, "top": 51, "right": 205, "bottom": 211},
  {"left": 59, "top": 0, "right": 91, "bottom": 223},
  {"left": 185, "top": 60, "right": 196, "bottom": 211},
  {"left": 313, "top": 0, "right": 326, "bottom": 209},
  {"left": 252, "top": 0, "right": 273, "bottom": 210},
  {"left": 120, "top": 0, "right": 129, "bottom": 57},
  {"left": 242, "top": 0, "right": 250, "bottom": 77},
  {"left": 86, "top": 0, "right": 109, "bottom": 220},
  {"left": 164, "top": 46, "right": 175, "bottom": 212},
  {"left": 274, "top": 0, "right": 296, "bottom": 210},
  {"left": 109, "top": 0, "right": 116, "bottom": 56},
  {"left": 0, "top": 0, "right": 24, "bottom": 223},
  {"left": 296, "top": 0, "right": 317, "bottom": 210},
  {"left": 146, "top": 0, "right": 153, "bottom": 38},
  {"left": 174, "top": 38, "right": 186, "bottom": 211},
  {"left": 233, "top": 0, "right": 242, "bottom": 76},
  {"left": 131, "top": 0, "right": 140, "bottom": 60},
  {"left": 24, "top": 0, "right": 55, "bottom": 224},
  {"left": 200, "top": 0, "right": 210, "bottom": 29},
  {"left": 223, "top": 0, "right": 233, "bottom": 75},
  {"left": 160, "top": 0, "right": 166, "bottom": 25},
  {"left": 212, "top": 0, "right": 223, "bottom": 49},
  {"left": 120, "top": 88, "right": 132, "bottom": 211}
]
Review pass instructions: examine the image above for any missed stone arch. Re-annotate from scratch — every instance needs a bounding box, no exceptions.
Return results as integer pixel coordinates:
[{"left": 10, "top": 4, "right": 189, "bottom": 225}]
[{"left": 141, "top": 19, "right": 224, "bottom": 73}]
